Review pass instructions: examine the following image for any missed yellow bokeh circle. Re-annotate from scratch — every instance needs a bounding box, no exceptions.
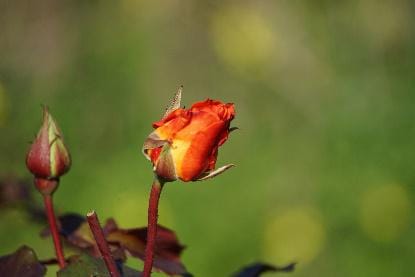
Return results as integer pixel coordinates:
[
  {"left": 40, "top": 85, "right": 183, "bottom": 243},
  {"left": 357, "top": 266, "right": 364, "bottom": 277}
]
[
  {"left": 210, "top": 7, "right": 275, "bottom": 74},
  {"left": 359, "top": 183, "right": 411, "bottom": 243},
  {"left": 263, "top": 207, "right": 326, "bottom": 266}
]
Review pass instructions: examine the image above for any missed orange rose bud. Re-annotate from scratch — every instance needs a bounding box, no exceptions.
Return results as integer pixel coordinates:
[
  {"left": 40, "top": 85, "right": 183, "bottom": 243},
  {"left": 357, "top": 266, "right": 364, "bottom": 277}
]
[
  {"left": 26, "top": 107, "right": 71, "bottom": 181},
  {"left": 143, "top": 96, "right": 235, "bottom": 182}
]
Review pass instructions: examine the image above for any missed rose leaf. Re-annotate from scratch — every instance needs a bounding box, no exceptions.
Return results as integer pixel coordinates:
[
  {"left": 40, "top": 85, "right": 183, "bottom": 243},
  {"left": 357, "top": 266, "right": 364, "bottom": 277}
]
[{"left": 0, "top": 245, "right": 46, "bottom": 277}]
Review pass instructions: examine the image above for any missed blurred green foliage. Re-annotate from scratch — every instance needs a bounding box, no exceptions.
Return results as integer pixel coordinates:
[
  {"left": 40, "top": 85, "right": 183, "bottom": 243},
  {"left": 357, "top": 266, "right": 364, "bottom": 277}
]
[{"left": 1, "top": 0, "right": 414, "bottom": 276}]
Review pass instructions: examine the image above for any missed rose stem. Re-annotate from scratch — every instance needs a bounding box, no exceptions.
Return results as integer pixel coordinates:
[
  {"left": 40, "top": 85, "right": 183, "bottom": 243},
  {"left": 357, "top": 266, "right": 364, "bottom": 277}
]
[
  {"left": 86, "top": 210, "right": 121, "bottom": 277},
  {"left": 143, "top": 178, "right": 164, "bottom": 277},
  {"left": 43, "top": 194, "right": 66, "bottom": 268}
]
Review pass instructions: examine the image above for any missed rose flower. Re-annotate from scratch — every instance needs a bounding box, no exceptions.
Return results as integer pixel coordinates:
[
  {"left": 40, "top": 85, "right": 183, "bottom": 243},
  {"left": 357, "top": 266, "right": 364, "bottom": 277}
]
[{"left": 143, "top": 98, "right": 235, "bottom": 182}]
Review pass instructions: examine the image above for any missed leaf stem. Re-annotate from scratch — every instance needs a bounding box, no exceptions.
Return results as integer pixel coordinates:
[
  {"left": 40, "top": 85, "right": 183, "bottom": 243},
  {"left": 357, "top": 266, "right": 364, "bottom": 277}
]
[
  {"left": 86, "top": 210, "right": 121, "bottom": 277},
  {"left": 43, "top": 194, "right": 66, "bottom": 268},
  {"left": 143, "top": 178, "right": 164, "bottom": 277}
]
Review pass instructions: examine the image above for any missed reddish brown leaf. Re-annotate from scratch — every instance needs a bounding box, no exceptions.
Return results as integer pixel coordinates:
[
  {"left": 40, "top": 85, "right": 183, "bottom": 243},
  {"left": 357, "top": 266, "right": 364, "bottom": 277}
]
[
  {"left": 0, "top": 245, "right": 46, "bottom": 277},
  {"left": 107, "top": 224, "right": 187, "bottom": 275},
  {"left": 108, "top": 224, "right": 184, "bottom": 258},
  {"left": 42, "top": 213, "right": 189, "bottom": 275}
]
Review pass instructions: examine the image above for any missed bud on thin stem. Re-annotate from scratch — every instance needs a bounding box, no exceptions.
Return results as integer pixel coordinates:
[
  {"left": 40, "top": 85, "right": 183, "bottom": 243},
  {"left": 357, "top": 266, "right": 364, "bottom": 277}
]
[{"left": 26, "top": 107, "right": 70, "bottom": 268}]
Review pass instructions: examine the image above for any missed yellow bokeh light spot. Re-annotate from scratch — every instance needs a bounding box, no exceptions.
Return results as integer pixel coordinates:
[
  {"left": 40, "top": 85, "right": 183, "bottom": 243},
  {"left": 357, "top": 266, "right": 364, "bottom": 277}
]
[
  {"left": 210, "top": 7, "right": 275, "bottom": 74},
  {"left": 359, "top": 184, "right": 411, "bottom": 243},
  {"left": 263, "top": 207, "right": 325, "bottom": 266}
]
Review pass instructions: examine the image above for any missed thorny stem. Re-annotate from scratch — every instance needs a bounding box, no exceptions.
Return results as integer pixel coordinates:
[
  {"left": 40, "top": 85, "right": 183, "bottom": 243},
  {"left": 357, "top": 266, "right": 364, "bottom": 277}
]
[
  {"left": 143, "top": 178, "right": 164, "bottom": 277},
  {"left": 87, "top": 210, "right": 121, "bottom": 277},
  {"left": 43, "top": 194, "right": 66, "bottom": 268}
]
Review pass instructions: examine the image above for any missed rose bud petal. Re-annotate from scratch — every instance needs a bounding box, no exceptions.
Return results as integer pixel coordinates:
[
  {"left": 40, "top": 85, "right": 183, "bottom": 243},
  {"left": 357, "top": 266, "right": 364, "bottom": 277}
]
[
  {"left": 143, "top": 96, "right": 235, "bottom": 182},
  {"left": 26, "top": 107, "right": 71, "bottom": 180}
]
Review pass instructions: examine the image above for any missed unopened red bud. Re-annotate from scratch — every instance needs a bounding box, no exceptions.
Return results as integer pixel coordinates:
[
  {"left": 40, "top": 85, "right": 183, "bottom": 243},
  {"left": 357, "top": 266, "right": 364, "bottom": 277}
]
[{"left": 26, "top": 107, "right": 71, "bottom": 181}]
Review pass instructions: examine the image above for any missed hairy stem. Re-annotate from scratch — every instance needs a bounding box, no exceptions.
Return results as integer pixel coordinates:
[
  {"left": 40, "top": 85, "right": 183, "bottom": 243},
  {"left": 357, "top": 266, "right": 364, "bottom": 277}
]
[
  {"left": 43, "top": 194, "right": 65, "bottom": 268},
  {"left": 143, "top": 178, "right": 164, "bottom": 277},
  {"left": 87, "top": 210, "right": 121, "bottom": 277}
]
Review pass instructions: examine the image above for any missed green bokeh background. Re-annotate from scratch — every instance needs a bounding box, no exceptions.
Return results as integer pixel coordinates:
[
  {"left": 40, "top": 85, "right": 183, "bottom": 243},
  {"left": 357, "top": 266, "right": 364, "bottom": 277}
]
[{"left": 1, "top": 1, "right": 414, "bottom": 276}]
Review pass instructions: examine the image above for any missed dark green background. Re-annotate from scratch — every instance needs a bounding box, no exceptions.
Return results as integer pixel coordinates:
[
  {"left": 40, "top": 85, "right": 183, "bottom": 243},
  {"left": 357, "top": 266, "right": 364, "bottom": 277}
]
[{"left": 1, "top": 1, "right": 414, "bottom": 276}]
